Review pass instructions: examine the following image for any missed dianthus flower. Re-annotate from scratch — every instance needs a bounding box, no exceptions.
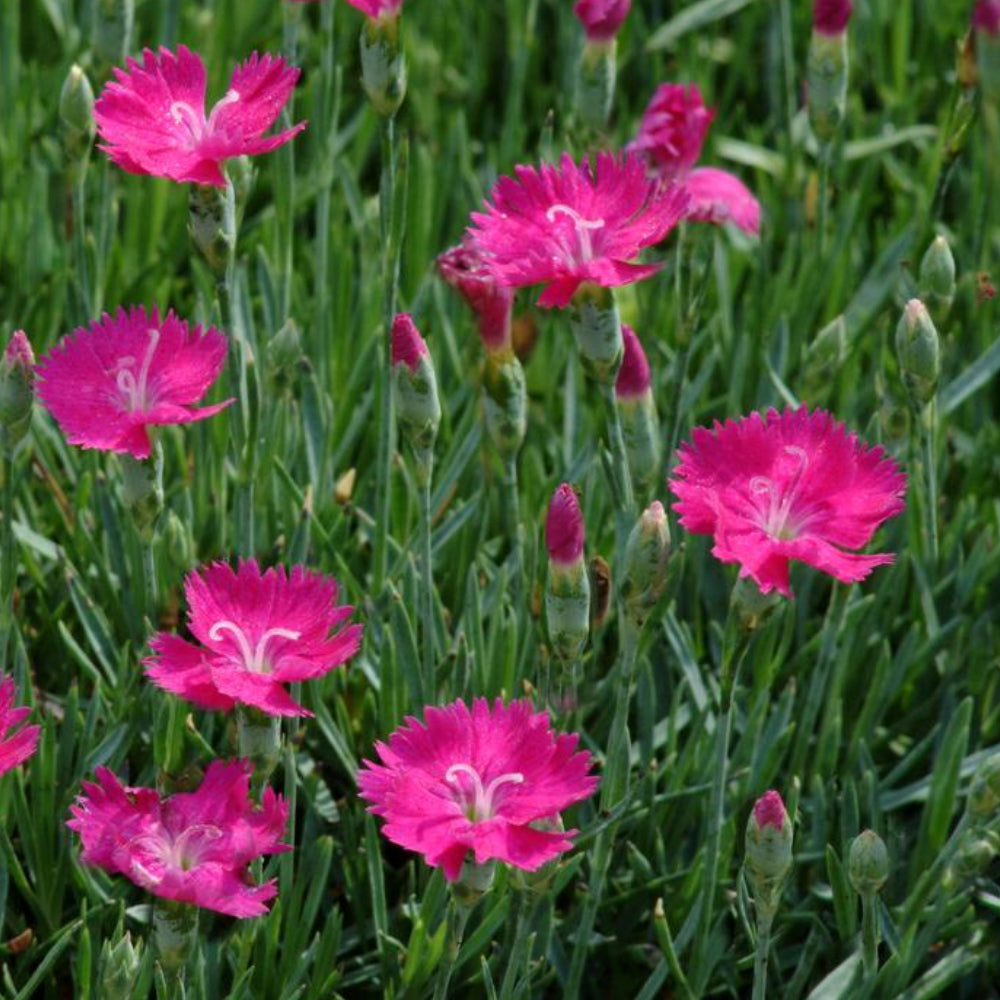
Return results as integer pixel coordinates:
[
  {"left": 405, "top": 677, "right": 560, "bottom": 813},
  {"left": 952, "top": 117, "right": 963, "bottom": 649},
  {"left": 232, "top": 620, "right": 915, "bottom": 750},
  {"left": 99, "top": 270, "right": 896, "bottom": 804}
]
[
  {"left": 546, "top": 483, "right": 585, "bottom": 567},
  {"left": 469, "top": 151, "right": 688, "bottom": 309},
  {"left": 670, "top": 407, "right": 905, "bottom": 597},
  {"left": 341, "top": 0, "right": 405, "bottom": 17},
  {"left": 813, "top": 0, "right": 853, "bottom": 35},
  {"left": 437, "top": 239, "right": 514, "bottom": 353},
  {"left": 358, "top": 698, "right": 598, "bottom": 880},
  {"left": 0, "top": 676, "right": 40, "bottom": 777},
  {"left": 36, "top": 306, "right": 230, "bottom": 460},
  {"left": 631, "top": 83, "right": 760, "bottom": 236},
  {"left": 573, "top": 0, "right": 631, "bottom": 42},
  {"left": 67, "top": 760, "right": 288, "bottom": 917},
  {"left": 145, "top": 560, "right": 362, "bottom": 717},
  {"left": 94, "top": 46, "right": 305, "bottom": 187}
]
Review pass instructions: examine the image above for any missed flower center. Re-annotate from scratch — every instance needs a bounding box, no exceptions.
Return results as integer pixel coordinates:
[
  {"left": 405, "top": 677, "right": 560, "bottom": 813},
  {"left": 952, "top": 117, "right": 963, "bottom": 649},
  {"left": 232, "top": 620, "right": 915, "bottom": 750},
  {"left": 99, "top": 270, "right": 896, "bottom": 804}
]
[
  {"left": 545, "top": 204, "right": 606, "bottom": 263},
  {"left": 208, "top": 620, "right": 303, "bottom": 674},
  {"left": 749, "top": 445, "right": 810, "bottom": 540},
  {"left": 445, "top": 763, "right": 524, "bottom": 822},
  {"left": 115, "top": 327, "right": 160, "bottom": 414},
  {"left": 169, "top": 89, "right": 239, "bottom": 148},
  {"left": 129, "top": 823, "right": 224, "bottom": 883}
]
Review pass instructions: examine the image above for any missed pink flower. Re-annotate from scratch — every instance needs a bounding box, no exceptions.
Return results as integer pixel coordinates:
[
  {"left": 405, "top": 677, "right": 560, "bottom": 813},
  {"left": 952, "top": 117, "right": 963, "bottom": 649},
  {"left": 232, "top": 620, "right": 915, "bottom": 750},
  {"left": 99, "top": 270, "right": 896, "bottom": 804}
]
[
  {"left": 670, "top": 407, "right": 905, "bottom": 597},
  {"left": 36, "top": 306, "right": 230, "bottom": 460},
  {"left": 975, "top": 0, "right": 1000, "bottom": 35},
  {"left": 342, "top": 0, "right": 405, "bottom": 17},
  {"left": 358, "top": 698, "right": 598, "bottom": 880},
  {"left": 615, "top": 324, "right": 651, "bottom": 399},
  {"left": 469, "top": 152, "right": 688, "bottom": 309},
  {"left": 752, "top": 790, "right": 788, "bottom": 831},
  {"left": 0, "top": 677, "right": 40, "bottom": 777},
  {"left": 145, "top": 560, "right": 362, "bottom": 717},
  {"left": 546, "top": 483, "right": 585, "bottom": 566},
  {"left": 437, "top": 239, "right": 514, "bottom": 353},
  {"left": 67, "top": 760, "right": 289, "bottom": 917},
  {"left": 813, "top": 0, "right": 853, "bottom": 34},
  {"left": 94, "top": 46, "right": 306, "bottom": 187},
  {"left": 632, "top": 83, "right": 760, "bottom": 237},
  {"left": 573, "top": 0, "right": 631, "bottom": 42},
  {"left": 391, "top": 313, "right": 428, "bottom": 371}
]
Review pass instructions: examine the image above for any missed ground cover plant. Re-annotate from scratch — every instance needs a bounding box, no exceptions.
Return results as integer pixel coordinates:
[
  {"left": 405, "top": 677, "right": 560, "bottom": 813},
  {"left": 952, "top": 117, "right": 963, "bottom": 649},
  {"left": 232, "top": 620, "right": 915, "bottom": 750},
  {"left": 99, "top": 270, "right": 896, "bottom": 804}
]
[{"left": 1, "top": 0, "right": 999, "bottom": 997}]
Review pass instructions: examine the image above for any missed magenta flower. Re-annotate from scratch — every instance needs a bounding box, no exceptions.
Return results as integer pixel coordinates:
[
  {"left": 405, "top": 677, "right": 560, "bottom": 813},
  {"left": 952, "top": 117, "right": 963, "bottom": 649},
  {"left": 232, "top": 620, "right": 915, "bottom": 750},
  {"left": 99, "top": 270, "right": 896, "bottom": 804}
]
[
  {"left": 390, "top": 313, "right": 428, "bottom": 370},
  {"left": 67, "top": 760, "right": 289, "bottom": 917},
  {"left": 573, "top": 0, "right": 632, "bottom": 42},
  {"left": 0, "top": 677, "right": 40, "bottom": 777},
  {"left": 813, "top": 0, "right": 853, "bottom": 35},
  {"left": 615, "top": 324, "right": 651, "bottom": 399},
  {"left": 469, "top": 152, "right": 688, "bottom": 309},
  {"left": 358, "top": 698, "right": 598, "bottom": 880},
  {"left": 975, "top": 0, "right": 1000, "bottom": 35},
  {"left": 94, "top": 46, "right": 305, "bottom": 187},
  {"left": 145, "top": 560, "right": 362, "bottom": 717},
  {"left": 632, "top": 83, "right": 760, "bottom": 236},
  {"left": 546, "top": 483, "right": 585, "bottom": 566},
  {"left": 342, "top": 0, "right": 405, "bottom": 17},
  {"left": 36, "top": 306, "right": 230, "bottom": 460},
  {"left": 437, "top": 239, "right": 514, "bottom": 353},
  {"left": 670, "top": 407, "right": 906, "bottom": 597}
]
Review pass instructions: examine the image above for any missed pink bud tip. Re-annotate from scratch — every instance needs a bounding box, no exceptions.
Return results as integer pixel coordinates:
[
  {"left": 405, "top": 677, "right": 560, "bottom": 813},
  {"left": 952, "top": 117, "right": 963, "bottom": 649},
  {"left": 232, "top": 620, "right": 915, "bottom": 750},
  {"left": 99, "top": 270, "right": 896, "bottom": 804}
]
[
  {"left": 974, "top": 0, "right": 1000, "bottom": 35},
  {"left": 3, "top": 331, "right": 35, "bottom": 374},
  {"left": 546, "top": 483, "right": 585, "bottom": 565},
  {"left": 813, "top": 0, "right": 853, "bottom": 34},
  {"left": 615, "top": 325, "right": 651, "bottom": 399},
  {"left": 437, "top": 240, "right": 513, "bottom": 352},
  {"left": 390, "top": 313, "right": 428, "bottom": 371},
  {"left": 753, "top": 790, "right": 787, "bottom": 830},
  {"left": 573, "top": 0, "right": 631, "bottom": 41}
]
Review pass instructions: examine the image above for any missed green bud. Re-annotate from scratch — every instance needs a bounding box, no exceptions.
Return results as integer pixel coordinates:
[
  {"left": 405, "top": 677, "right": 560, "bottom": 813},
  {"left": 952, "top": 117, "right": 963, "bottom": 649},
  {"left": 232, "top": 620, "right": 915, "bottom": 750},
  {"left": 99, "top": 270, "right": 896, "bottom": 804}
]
[
  {"left": 731, "top": 577, "right": 782, "bottom": 633},
  {"left": 576, "top": 40, "right": 616, "bottom": 132},
  {"left": 618, "top": 393, "right": 661, "bottom": 495},
  {"left": 848, "top": 830, "right": 890, "bottom": 896},
  {"left": 895, "top": 299, "right": 940, "bottom": 409},
  {"left": 569, "top": 285, "right": 623, "bottom": 384},
  {"left": 482, "top": 351, "right": 527, "bottom": 460},
  {"left": 745, "top": 791, "right": 794, "bottom": 917},
  {"left": 236, "top": 705, "right": 282, "bottom": 787},
  {"left": 267, "top": 319, "right": 303, "bottom": 395},
  {"left": 188, "top": 183, "right": 236, "bottom": 280},
  {"left": 0, "top": 331, "right": 35, "bottom": 452},
  {"left": 162, "top": 510, "right": 195, "bottom": 576},
  {"left": 120, "top": 446, "right": 163, "bottom": 543},
  {"left": 804, "top": 314, "right": 848, "bottom": 393},
  {"left": 392, "top": 317, "right": 441, "bottom": 488},
  {"left": 59, "top": 65, "right": 96, "bottom": 168},
  {"left": 808, "top": 30, "right": 849, "bottom": 147},
  {"left": 919, "top": 236, "right": 956, "bottom": 322},
  {"left": 360, "top": 15, "right": 407, "bottom": 117},
  {"left": 453, "top": 858, "right": 495, "bottom": 908},
  {"left": 546, "top": 560, "right": 590, "bottom": 665},
  {"left": 92, "top": 0, "right": 135, "bottom": 68},
  {"left": 967, "top": 752, "right": 1000, "bottom": 823},
  {"left": 153, "top": 900, "right": 198, "bottom": 975},
  {"left": 100, "top": 931, "right": 143, "bottom": 1000},
  {"left": 621, "top": 501, "right": 670, "bottom": 629}
]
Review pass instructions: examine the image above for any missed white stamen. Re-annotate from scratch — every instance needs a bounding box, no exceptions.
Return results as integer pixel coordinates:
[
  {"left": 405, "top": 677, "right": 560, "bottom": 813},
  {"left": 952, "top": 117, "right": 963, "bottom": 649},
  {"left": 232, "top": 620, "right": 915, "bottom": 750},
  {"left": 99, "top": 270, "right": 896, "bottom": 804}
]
[
  {"left": 750, "top": 445, "right": 811, "bottom": 540},
  {"left": 208, "top": 621, "right": 302, "bottom": 674},
  {"left": 445, "top": 763, "right": 525, "bottom": 821},
  {"left": 545, "top": 203, "right": 606, "bottom": 262},
  {"left": 206, "top": 88, "right": 241, "bottom": 132},
  {"left": 115, "top": 327, "right": 161, "bottom": 414},
  {"left": 128, "top": 823, "right": 224, "bottom": 877}
]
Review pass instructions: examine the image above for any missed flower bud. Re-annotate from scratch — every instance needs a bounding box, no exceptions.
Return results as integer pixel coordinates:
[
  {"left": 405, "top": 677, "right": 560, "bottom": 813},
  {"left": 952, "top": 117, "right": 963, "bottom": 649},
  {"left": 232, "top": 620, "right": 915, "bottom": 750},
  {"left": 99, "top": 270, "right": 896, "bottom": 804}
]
[
  {"left": 0, "top": 331, "right": 35, "bottom": 452},
  {"left": 967, "top": 751, "right": 1000, "bottom": 823},
  {"left": 952, "top": 828, "right": 1000, "bottom": 881},
  {"left": 162, "top": 510, "right": 195, "bottom": 576},
  {"left": 621, "top": 501, "right": 670, "bottom": 629},
  {"left": 895, "top": 299, "right": 940, "bottom": 410},
  {"left": 99, "top": 930, "right": 144, "bottom": 1000},
  {"left": 437, "top": 240, "right": 513, "bottom": 354},
  {"left": 848, "top": 830, "right": 889, "bottom": 896},
  {"left": 482, "top": 351, "right": 527, "bottom": 460},
  {"left": 360, "top": 14, "right": 407, "bottom": 118},
  {"left": 804, "top": 314, "right": 848, "bottom": 393},
  {"left": 615, "top": 326, "right": 660, "bottom": 493},
  {"left": 731, "top": 577, "right": 782, "bottom": 633},
  {"left": 153, "top": 900, "right": 198, "bottom": 974},
  {"left": 807, "top": 28, "right": 849, "bottom": 147},
  {"left": 919, "top": 236, "right": 956, "bottom": 323},
  {"left": 545, "top": 484, "right": 590, "bottom": 664},
  {"left": 576, "top": 40, "right": 617, "bottom": 133},
  {"left": 573, "top": 0, "right": 631, "bottom": 42},
  {"left": 813, "top": 0, "right": 853, "bottom": 35},
  {"left": 188, "top": 183, "right": 236, "bottom": 280},
  {"left": 569, "top": 284, "right": 623, "bottom": 384},
  {"left": 267, "top": 319, "right": 303, "bottom": 395},
  {"left": 391, "top": 314, "right": 440, "bottom": 486},
  {"left": 120, "top": 447, "right": 163, "bottom": 543},
  {"left": 92, "top": 0, "right": 135, "bottom": 68},
  {"left": 59, "top": 65, "right": 96, "bottom": 170},
  {"left": 453, "top": 857, "right": 495, "bottom": 908},
  {"left": 745, "top": 790, "right": 793, "bottom": 916},
  {"left": 976, "top": 1, "right": 1000, "bottom": 104}
]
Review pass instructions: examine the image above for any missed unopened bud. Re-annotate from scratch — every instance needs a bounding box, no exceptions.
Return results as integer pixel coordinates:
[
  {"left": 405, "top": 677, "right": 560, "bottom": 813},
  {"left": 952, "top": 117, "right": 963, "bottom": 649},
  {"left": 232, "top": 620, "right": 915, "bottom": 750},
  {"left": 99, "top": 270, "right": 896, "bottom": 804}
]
[
  {"left": 482, "top": 352, "right": 527, "bottom": 460},
  {"left": 0, "top": 331, "right": 35, "bottom": 451},
  {"left": 120, "top": 446, "right": 164, "bottom": 543},
  {"left": 100, "top": 931, "right": 143, "bottom": 1000},
  {"left": 546, "top": 484, "right": 590, "bottom": 664},
  {"left": 919, "top": 236, "right": 956, "bottom": 323},
  {"left": 731, "top": 577, "right": 781, "bottom": 633},
  {"left": 569, "top": 284, "right": 623, "bottom": 384},
  {"left": 621, "top": 501, "right": 670, "bottom": 629},
  {"left": 615, "top": 326, "right": 660, "bottom": 493},
  {"left": 576, "top": 40, "right": 617, "bottom": 133},
  {"left": 267, "top": 319, "right": 303, "bottom": 395},
  {"left": 437, "top": 240, "right": 513, "bottom": 354},
  {"left": 804, "top": 315, "right": 848, "bottom": 392},
  {"left": 188, "top": 184, "right": 236, "bottom": 280},
  {"left": 59, "top": 65, "right": 96, "bottom": 168},
  {"left": 573, "top": 0, "right": 631, "bottom": 42},
  {"left": 967, "top": 752, "right": 1000, "bottom": 822},
  {"left": 813, "top": 0, "right": 853, "bottom": 35},
  {"left": 162, "top": 510, "right": 195, "bottom": 575},
  {"left": 848, "top": 830, "right": 889, "bottom": 896},
  {"left": 895, "top": 299, "right": 940, "bottom": 409},
  {"left": 514, "top": 816, "right": 566, "bottom": 894},
  {"left": 745, "top": 790, "right": 794, "bottom": 916},
  {"left": 453, "top": 858, "right": 495, "bottom": 907},
  {"left": 391, "top": 314, "right": 440, "bottom": 486},
  {"left": 807, "top": 30, "right": 849, "bottom": 147},
  {"left": 952, "top": 828, "right": 1000, "bottom": 881},
  {"left": 92, "top": 0, "right": 135, "bottom": 67},
  {"left": 360, "top": 14, "right": 407, "bottom": 118},
  {"left": 976, "top": 1, "right": 1000, "bottom": 104}
]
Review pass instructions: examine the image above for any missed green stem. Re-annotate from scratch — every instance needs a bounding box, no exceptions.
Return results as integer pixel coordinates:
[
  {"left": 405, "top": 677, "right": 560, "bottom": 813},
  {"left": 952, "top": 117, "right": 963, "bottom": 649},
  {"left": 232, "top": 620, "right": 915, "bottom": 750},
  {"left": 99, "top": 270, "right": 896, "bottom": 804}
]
[
  {"left": 600, "top": 382, "right": 635, "bottom": 527},
  {"left": 501, "top": 456, "right": 523, "bottom": 608},
  {"left": 0, "top": 450, "right": 14, "bottom": 674},
  {"left": 751, "top": 912, "right": 774, "bottom": 1000},
  {"left": 373, "top": 113, "right": 399, "bottom": 596},
  {"left": 564, "top": 826, "right": 614, "bottom": 1000},
  {"left": 817, "top": 148, "right": 830, "bottom": 258},
  {"left": 666, "top": 343, "right": 692, "bottom": 464},
  {"left": 419, "top": 478, "right": 435, "bottom": 704},
  {"left": 920, "top": 402, "right": 939, "bottom": 568},
  {"left": 601, "top": 621, "right": 639, "bottom": 811},
  {"left": 142, "top": 542, "right": 157, "bottom": 622},
  {"left": 433, "top": 901, "right": 472, "bottom": 1000},
  {"left": 278, "top": 2, "right": 300, "bottom": 322},
  {"left": 499, "top": 891, "right": 532, "bottom": 1000},
  {"left": 860, "top": 892, "right": 879, "bottom": 978},
  {"left": 71, "top": 172, "right": 92, "bottom": 321}
]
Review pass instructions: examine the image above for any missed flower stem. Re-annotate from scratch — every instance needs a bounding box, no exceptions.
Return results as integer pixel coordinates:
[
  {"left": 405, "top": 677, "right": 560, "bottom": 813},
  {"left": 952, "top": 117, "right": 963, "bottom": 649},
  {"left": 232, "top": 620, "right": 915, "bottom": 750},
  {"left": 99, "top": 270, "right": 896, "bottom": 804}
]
[
  {"left": 919, "top": 402, "right": 939, "bottom": 568},
  {"left": 433, "top": 900, "right": 472, "bottom": 1000},
  {"left": 817, "top": 147, "right": 831, "bottom": 258},
  {"left": 419, "top": 478, "right": 435, "bottom": 704},
  {"left": 142, "top": 542, "right": 157, "bottom": 622},
  {"left": 153, "top": 900, "right": 198, "bottom": 980},
  {"left": 0, "top": 449, "right": 14, "bottom": 674},
  {"left": 237, "top": 705, "right": 282, "bottom": 794},
  {"left": 501, "top": 456, "right": 523, "bottom": 608},
  {"left": 860, "top": 892, "right": 879, "bottom": 978},
  {"left": 751, "top": 911, "right": 774, "bottom": 1000},
  {"left": 373, "top": 113, "right": 400, "bottom": 597},
  {"left": 565, "top": 824, "right": 614, "bottom": 1000},
  {"left": 71, "top": 173, "right": 92, "bottom": 321},
  {"left": 499, "top": 891, "right": 533, "bottom": 1000},
  {"left": 599, "top": 382, "right": 635, "bottom": 527},
  {"left": 601, "top": 620, "right": 639, "bottom": 811}
]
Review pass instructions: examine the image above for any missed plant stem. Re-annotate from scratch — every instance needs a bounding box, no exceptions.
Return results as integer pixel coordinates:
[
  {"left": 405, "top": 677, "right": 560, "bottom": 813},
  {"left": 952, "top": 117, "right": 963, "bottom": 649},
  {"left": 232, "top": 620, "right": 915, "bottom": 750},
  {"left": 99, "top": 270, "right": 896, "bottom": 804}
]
[
  {"left": 499, "top": 891, "right": 532, "bottom": 1000},
  {"left": 501, "top": 455, "right": 523, "bottom": 608},
  {"left": 565, "top": 825, "right": 613, "bottom": 1000},
  {"left": 601, "top": 620, "right": 639, "bottom": 811},
  {"left": 860, "top": 892, "right": 879, "bottom": 978},
  {"left": 599, "top": 382, "right": 635, "bottom": 528},
  {"left": 142, "top": 542, "right": 157, "bottom": 621},
  {"left": 817, "top": 148, "right": 830, "bottom": 258},
  {"left": 0, "top": 449, "right": 14, "bottom": 674},
  {"left": 433, "top": 901, "right": 472, "bottom": 1000},
  {"left": 920, "top": 402, "right": 939, "bottom": 568},
  {"left": 751, "top": 912, "right": 774, "bottom": 1000},
  {"left": 419, "top": 478, "right": 435, "bottom": 704},
  {"left": 71, "top": 173, "right": 92, "bottom": 321},
  {"left": 373, "top": 113, "right": 399, "bottom": 596}
]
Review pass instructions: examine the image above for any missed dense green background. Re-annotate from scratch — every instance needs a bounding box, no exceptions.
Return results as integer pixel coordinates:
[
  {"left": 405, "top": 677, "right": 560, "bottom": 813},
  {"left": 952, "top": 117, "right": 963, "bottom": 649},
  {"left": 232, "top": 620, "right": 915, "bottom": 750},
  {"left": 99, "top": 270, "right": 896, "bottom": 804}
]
[{"left": 0, "top": 0, "right": 999, "bottom": 996}]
